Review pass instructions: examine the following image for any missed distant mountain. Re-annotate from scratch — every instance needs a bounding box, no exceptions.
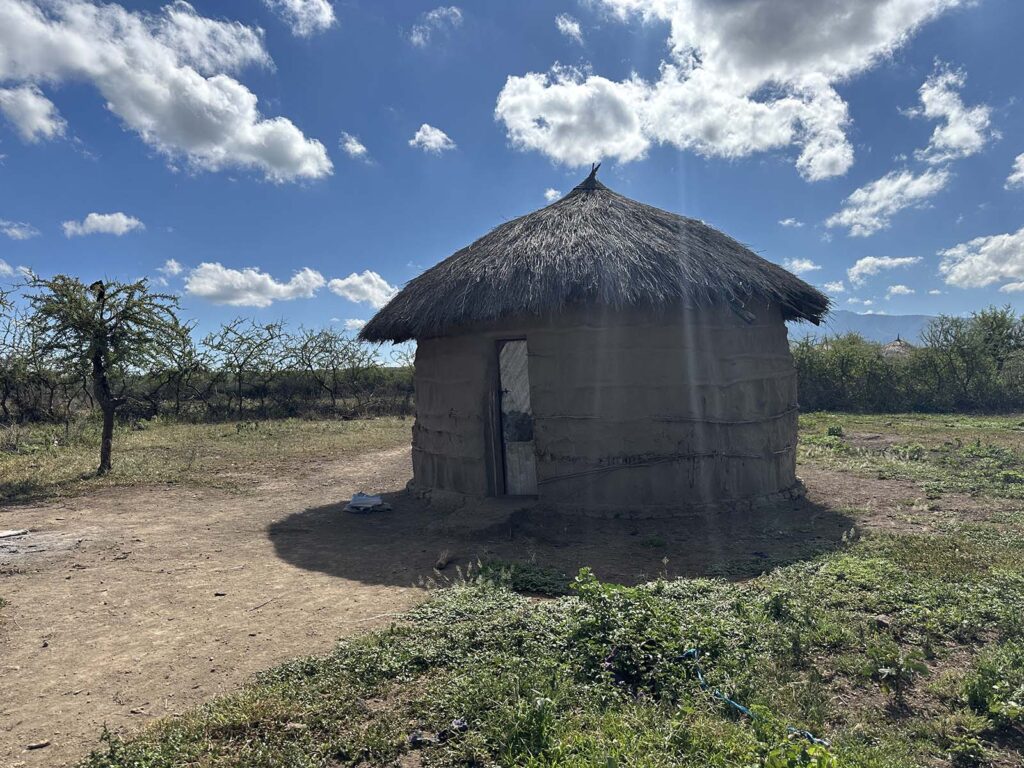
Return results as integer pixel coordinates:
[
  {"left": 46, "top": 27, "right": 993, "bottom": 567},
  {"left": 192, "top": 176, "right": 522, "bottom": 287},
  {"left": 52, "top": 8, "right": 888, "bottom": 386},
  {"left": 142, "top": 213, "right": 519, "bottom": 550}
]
[{"left": 787, "top": 310, "right": 935, "bottom": 344}]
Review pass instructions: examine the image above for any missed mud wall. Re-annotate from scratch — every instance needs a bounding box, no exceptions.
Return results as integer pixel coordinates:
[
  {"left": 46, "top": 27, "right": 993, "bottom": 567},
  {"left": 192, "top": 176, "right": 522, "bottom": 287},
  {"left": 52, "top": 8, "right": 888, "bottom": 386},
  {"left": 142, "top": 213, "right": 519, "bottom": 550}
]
[
  {"left": 411, "top": 301, "right": 799, "bottom": 514},
  {"left": 411, "top": 332, "right": 496, "bottom": 497}
]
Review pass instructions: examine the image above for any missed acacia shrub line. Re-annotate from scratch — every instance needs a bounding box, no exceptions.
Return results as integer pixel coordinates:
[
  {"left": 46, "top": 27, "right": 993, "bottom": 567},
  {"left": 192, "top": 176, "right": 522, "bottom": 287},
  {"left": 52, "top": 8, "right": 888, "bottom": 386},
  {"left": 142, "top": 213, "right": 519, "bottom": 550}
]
[
  {"left": 1, "top": 284, "right": 413, "bottom": 429},
  {"left": 793, "top": 306, "right": 1024, "bottom": 413}
]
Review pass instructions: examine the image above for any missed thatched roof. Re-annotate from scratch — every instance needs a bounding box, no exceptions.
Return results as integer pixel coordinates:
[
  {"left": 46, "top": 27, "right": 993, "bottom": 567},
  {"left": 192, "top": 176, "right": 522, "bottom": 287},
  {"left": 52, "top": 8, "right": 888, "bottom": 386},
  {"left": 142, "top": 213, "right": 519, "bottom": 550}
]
[
  {"left": 361, "top": 167, "right": 828, "bottom": 342},
  {"left": 882, "top": 336, "right": 915, "bottom": 358}
]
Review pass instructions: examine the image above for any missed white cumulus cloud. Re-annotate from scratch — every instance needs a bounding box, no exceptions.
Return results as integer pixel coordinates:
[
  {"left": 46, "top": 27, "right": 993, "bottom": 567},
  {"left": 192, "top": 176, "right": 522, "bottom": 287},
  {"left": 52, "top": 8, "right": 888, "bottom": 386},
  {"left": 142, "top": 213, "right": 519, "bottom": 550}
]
[
  {"left": 0, "top": 218, "right": 39, "bottom": 239},
  {"left": 344, "top": 318, "right": 366, "bottom": 332},
  {"left": 0, "top": 84, "right": 65, "bottom": 142},
  {"left": 886, "top": 284, "right": 915, "bottom": 298},
  {"left": 825, "top": 65, "right": 990, "bottom": 238},
  {"left": 339, "top": 131, "right": 369, "bottom": 160},
  {"left": 778, "top": 218, "right": 804, "bottom": 228},
  {"left": 910, "top": 65, "right": 993, "bottom": 165},
  {"left": 158, "top": 258, "right": 184, "bottom": 276},
  {"left": 826, "top": 168, "right": 950, "bottom": 237},
  {"left": 409, "top": 6, "right": 462, "bottom": 47},
  {"left": 1006, "top": 153, "right": 1024, "bottom": 190},
  {"left": 63, "top": 212, "right": 144, "bottom": 237},
  {"left": 157, "top": 2, "right": 271, "bottom": 73},
  {"left": 555, "top": 13, "right": 583, "bottom": 44},
  {"left": 409, "top": 123, "right": 456, "bottom": 153},
  {"left": 495, "top": 67, "right": 650, "bottom": 166},
  {"left": 544, "top": 188, "right": 561, "bottom": 202},
  {"left": 847, "top": 256, "right": 922, "bottom": 286},
  {"left": 824, "top": 280, "right": 845, "bottom": 293},
  {"left": 185, "top": 263, "right": 325, "bottom": 307},
  {"left": 783, "top": 258, "right": 820, "bottom": 275},
  {"left": 939, "top": 225, "right": 1024, "bottom": 291},
  {"left": 496, "top": 0, "right": 966, "bottom": 179},
  {"left": 0, "top": 0, "right": 331, "bottom": 182},
  {"left": 263, "top": 0, "right": 335, "bottom": 37},
  {"left": 328, "top": 270, "right": 398, "bottom": 309}
]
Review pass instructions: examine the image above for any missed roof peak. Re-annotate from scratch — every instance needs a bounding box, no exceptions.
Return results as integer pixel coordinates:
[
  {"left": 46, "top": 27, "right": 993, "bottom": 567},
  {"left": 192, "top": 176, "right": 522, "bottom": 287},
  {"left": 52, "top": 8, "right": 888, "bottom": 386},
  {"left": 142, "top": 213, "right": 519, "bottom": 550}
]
[
  {"left": 573, "top": 162, "right": 606, "bottom": 192},
  {"left": 360, "top": 169, "right": 829, "bottom": 342}
]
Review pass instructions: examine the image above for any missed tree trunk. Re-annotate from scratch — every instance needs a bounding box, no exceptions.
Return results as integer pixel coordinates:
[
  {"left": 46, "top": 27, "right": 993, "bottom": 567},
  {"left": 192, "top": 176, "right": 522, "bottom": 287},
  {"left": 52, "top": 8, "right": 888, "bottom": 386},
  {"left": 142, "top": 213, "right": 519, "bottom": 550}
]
[
  {"left": 63, "top": 397, "right": 74, "bottom": 441},
  {"left": 91, "top": 347, "right": 116, "bottom": 475},
  {"left": 98, "top": 404, "right": 114, "bottom": 474}
]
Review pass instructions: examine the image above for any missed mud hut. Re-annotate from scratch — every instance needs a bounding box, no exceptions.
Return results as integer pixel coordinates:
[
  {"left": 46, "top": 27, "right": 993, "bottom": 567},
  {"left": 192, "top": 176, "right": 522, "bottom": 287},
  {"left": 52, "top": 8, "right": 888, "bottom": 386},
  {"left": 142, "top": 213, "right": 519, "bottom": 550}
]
[{"left": 361, "top": 167, "right": 828, "bottom": 516}]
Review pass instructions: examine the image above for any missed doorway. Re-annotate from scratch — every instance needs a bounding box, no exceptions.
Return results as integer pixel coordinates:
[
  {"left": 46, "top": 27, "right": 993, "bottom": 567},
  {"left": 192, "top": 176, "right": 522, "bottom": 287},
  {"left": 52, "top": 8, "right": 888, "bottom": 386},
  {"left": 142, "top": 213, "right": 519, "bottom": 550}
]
[{"left": 497, "top": 340, "right": 538, "bottom": 495}]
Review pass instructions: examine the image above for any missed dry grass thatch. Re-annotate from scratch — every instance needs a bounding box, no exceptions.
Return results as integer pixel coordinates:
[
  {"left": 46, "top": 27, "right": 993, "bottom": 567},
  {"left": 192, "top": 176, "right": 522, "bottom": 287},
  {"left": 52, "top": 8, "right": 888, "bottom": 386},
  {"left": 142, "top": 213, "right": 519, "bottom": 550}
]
[{"left": 361, "top": 169, "right": 829, "bottom": 342}]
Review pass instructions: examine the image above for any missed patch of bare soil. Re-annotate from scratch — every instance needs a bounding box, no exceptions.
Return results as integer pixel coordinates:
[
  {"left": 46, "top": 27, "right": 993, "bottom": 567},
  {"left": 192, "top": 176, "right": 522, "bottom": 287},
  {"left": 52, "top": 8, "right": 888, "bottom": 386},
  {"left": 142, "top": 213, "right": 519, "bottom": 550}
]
[
  {"left": 1, "top": 447, "right": 1005, "bottom": 767},
  {"left": 842, "top": 431, "right": 903, "bottom": 452},
  {"left": 0, "top": 447, "right": 421, "bottom": 768},
  {"left": 797, "top": 464, "right": 1014, "bottom": 531}
]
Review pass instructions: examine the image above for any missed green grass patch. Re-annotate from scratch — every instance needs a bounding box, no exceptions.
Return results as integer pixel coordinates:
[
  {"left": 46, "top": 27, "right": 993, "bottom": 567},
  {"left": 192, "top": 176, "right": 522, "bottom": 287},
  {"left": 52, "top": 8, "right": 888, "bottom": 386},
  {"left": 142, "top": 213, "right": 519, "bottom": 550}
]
[
  {"left": 478, "top": 559, "right": 573, "bottom": 596},
  {"left": 799, "top": 413, "right": 1024, "bottom": 446},
  {"left": 0, "top": 417, "right": 411, "bottom": 503},
  {"left": 81, "top": 523, "right": 1024, "bottom": 767},
  {"left": 799, "top": 412, "right": 1024, "bottom": 499}
]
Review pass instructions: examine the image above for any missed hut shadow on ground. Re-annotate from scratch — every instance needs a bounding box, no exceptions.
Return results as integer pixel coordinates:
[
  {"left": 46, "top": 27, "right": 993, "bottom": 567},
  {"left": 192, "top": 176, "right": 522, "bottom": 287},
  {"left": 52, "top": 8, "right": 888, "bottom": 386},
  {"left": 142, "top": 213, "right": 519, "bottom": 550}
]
[{"left": 268, "top": 489, "right": 856, "bottom": 588}]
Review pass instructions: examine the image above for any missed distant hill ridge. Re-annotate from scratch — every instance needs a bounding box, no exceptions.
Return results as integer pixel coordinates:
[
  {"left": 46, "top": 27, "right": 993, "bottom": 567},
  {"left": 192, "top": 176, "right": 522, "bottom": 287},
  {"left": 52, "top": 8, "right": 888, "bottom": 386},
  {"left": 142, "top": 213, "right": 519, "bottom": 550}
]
[{"left": 787, "top": 309, "right": 935, "bottom": 344}]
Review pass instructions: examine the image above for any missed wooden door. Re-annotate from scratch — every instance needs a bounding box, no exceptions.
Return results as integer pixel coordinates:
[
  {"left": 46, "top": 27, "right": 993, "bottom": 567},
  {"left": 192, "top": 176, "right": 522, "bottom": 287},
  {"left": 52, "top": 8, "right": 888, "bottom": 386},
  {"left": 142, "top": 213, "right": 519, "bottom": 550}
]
[{"left": 498, "top": 340, "right": 538, "bottom": 495}]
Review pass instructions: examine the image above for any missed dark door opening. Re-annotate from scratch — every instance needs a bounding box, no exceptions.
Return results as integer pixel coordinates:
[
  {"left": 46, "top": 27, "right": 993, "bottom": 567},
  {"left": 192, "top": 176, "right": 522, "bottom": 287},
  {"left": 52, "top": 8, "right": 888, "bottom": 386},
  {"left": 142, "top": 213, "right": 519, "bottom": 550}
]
[{"left": 498, "top": 340, "right": 538, "bottom": 495}]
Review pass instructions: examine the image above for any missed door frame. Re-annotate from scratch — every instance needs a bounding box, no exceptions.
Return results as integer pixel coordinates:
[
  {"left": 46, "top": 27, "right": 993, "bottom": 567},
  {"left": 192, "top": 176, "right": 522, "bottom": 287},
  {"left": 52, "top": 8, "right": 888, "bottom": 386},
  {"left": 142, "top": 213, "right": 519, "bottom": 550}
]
[{"left": 487, "top": 337, "right": 536, "bottom": 497}]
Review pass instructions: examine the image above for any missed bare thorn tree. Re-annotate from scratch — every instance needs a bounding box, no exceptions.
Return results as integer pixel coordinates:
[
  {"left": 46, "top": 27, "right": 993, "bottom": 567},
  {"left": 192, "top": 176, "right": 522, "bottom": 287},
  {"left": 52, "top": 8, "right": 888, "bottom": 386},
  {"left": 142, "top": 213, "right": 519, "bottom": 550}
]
[
  {"left": 203, "top": 318, "right": 285, "bottom": 419},
  {"left": 292, "top": 327, "right": 356, "bottom": 412}
]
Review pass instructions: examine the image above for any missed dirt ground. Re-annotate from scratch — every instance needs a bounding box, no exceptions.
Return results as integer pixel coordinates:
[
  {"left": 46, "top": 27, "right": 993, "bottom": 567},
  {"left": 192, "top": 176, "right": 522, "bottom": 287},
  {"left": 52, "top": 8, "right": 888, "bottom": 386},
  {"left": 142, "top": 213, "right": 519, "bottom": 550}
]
[{"left": 0, "top": 446, "right": 1007, "bottom": 767}]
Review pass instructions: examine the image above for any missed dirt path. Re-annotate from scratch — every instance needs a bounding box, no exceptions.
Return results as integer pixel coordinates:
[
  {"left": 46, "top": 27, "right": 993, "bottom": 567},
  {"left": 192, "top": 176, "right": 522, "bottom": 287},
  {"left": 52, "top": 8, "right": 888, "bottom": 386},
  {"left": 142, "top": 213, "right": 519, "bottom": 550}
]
[
  {"left": 2, "top": 446, "right": 1006, "bottom": 767},
  {"left": 1, "top": 447, "right": 425, "bottom": 768}
]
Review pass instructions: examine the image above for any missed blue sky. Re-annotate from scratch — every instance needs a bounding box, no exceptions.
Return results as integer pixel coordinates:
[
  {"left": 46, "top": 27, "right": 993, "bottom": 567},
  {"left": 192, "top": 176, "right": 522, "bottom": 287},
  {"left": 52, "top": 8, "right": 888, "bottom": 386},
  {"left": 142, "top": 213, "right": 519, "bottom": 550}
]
[{"left": 1, "top": 0, "right": 1023, "bottom": 335}]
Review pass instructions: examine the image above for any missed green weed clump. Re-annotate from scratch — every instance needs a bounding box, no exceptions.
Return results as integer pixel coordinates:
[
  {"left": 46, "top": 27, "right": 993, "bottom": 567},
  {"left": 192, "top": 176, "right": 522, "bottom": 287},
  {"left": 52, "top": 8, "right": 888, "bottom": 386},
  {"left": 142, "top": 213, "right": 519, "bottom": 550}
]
[
  {"left": 477, "top": 560, "right": 573, "bottom": 596},
  {"left": 863, "top": 636, "right": 927, "bottom": 702},
  {"left": 964, "top": 639, "right": 1024, "bottom": 727}
]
